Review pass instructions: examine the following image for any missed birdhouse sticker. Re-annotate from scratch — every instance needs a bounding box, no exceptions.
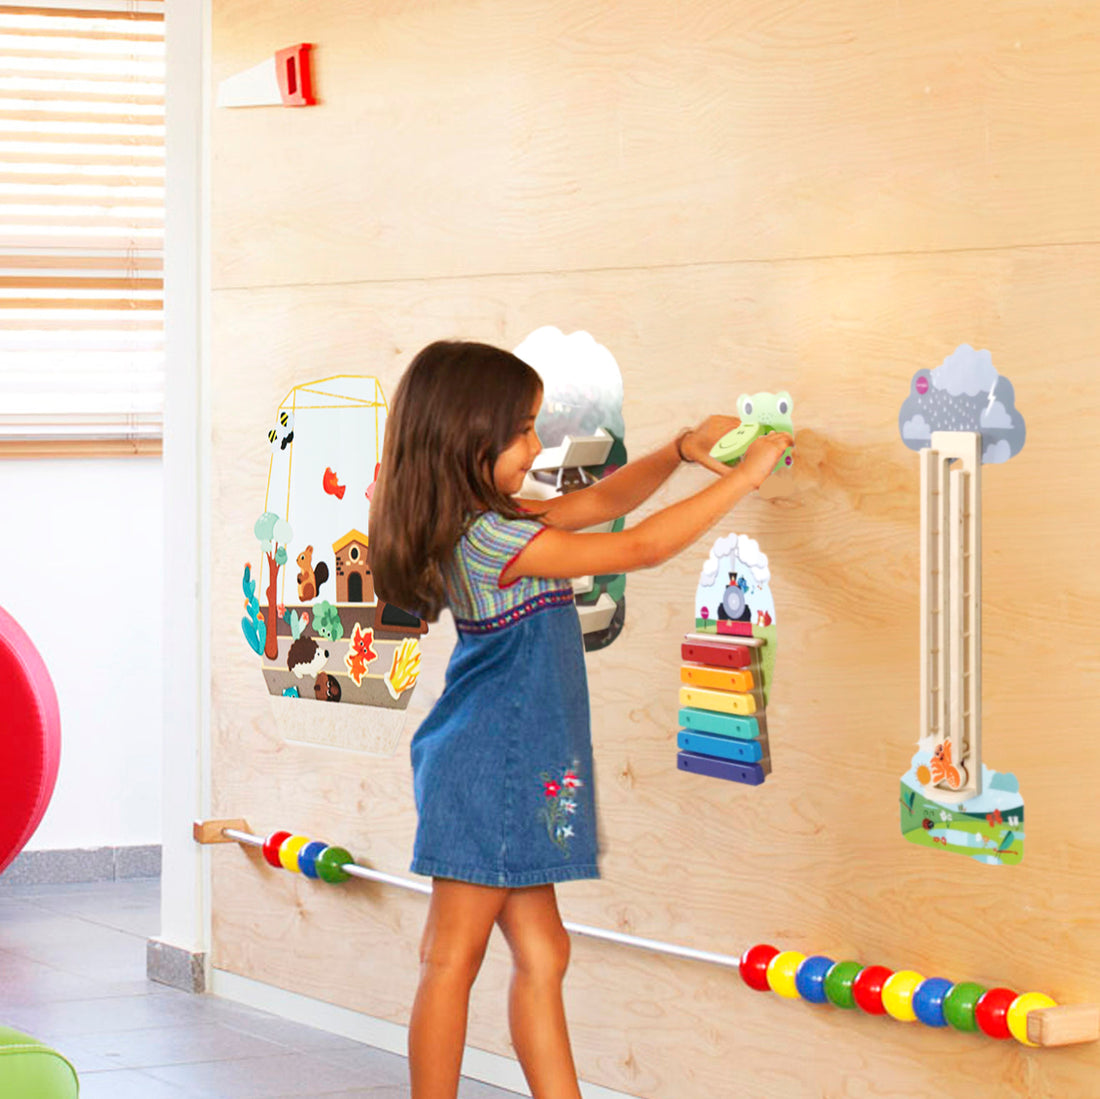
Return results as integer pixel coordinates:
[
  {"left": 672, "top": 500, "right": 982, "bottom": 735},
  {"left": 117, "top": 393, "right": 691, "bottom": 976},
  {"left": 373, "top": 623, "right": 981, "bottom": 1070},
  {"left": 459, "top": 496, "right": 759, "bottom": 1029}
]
[
  {"left": 240, "top": 377, "right": 426, "bottom": 755},
  {"left": 333, "top": 530, "right": 373, "bottom": 603}
]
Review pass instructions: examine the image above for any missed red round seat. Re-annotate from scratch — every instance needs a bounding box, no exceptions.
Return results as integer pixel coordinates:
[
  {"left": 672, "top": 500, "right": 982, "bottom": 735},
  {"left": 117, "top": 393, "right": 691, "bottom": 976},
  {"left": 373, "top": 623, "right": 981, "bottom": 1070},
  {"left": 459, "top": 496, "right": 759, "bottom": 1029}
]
[{"left": 0, "top": 608, "right": 60, "bottom": 876}]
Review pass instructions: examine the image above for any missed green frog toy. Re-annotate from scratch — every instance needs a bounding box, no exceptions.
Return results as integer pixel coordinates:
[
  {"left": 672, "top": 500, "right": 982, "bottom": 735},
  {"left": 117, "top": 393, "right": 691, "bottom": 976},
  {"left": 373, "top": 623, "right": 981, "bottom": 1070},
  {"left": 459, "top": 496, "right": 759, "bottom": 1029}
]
[{"left": 710, "top": 391, "right": 795, "bottom": 471}]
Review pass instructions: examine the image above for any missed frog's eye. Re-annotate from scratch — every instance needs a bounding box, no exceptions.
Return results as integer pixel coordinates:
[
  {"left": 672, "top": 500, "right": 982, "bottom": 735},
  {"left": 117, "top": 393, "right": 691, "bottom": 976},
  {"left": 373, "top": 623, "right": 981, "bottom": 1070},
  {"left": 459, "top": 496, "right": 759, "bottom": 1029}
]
[
  {"left": 777, "top": 397, "right": 790, "bottom": 416},
  {"left": 742, "top": 398, "right": 754, "bottom": 417}
]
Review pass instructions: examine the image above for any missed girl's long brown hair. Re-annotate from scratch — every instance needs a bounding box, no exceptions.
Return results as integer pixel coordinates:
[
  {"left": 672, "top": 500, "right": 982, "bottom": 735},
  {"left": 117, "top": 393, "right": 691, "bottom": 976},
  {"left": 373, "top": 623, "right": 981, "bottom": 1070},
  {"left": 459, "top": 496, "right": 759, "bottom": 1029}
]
[{"left": 369, "top": 341, "right": 543, "bottom": 621}]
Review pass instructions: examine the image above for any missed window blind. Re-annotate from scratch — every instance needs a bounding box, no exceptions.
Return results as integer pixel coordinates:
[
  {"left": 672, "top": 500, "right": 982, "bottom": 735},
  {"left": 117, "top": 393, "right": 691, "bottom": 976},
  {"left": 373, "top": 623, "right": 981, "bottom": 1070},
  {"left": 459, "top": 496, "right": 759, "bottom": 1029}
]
[{"left": 0, "top": 1, "right": 165, "bottom": 451}]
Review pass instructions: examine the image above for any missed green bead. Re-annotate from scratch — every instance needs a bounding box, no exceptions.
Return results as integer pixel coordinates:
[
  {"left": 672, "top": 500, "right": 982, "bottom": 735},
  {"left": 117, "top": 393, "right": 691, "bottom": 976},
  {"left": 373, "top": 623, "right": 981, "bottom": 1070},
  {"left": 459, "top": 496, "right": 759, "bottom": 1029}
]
[
  {"left": 315, "top": 845, "right": 353, "bottom": 884},
  {"left": 823, "top": 961, "right": 863, "bottom": 1009},
  {"left": 943, "top": 981, "right": 986, "bottom": 1032}
]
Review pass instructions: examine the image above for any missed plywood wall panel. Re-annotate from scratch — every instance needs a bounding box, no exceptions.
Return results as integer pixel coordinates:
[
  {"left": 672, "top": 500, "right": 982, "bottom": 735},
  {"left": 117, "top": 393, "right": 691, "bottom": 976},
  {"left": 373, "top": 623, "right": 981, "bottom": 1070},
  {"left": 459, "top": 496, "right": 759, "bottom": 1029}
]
[
  {"left": 210, "top": 237, "right": 1100, "bottom": 1096},
  {"left": 213, "top": 0, "right": 1100, "bottom": 288}
]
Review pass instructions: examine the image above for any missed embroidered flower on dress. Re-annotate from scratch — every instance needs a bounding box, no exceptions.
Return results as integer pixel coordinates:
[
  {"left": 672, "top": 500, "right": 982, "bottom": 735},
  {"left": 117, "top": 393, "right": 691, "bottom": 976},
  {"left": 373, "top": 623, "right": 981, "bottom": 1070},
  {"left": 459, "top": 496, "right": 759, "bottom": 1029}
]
[{"left": 539, "top": 763, "right": 583, "bottom": 856}]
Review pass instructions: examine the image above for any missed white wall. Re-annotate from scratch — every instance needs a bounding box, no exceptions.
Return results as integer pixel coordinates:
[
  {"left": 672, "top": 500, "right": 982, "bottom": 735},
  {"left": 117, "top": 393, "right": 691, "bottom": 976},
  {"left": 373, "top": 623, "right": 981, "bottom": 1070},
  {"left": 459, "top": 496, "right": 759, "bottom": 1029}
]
[{"left": 0, "top": 457, "right": 163, "bottom": 850}]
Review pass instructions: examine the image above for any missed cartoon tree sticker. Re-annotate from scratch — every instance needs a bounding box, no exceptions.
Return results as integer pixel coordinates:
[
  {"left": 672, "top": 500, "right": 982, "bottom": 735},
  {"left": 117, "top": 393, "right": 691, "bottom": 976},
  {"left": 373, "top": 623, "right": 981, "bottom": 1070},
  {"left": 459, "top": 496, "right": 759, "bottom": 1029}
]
[{"left": 254, "top": 511, "right": 293, "bottom": 660}]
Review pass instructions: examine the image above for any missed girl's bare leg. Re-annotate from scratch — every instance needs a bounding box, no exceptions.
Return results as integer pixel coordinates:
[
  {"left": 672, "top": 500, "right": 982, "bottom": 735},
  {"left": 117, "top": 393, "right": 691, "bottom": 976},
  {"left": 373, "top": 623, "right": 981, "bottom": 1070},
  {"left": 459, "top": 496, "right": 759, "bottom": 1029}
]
[
  {"left": 409, "top": 878, "right": 509, "bottom": 1099},
  {"left": 496, "top": 884, "right": 583, "bottom": 1099}
]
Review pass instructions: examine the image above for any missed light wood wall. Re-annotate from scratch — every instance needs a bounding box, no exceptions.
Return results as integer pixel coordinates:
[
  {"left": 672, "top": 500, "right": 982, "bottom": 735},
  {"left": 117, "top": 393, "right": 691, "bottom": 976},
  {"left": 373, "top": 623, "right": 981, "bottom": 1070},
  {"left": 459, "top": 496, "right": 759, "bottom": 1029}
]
[{"left": 208, "top": 3, "right": 1100, "bottom": 1096}]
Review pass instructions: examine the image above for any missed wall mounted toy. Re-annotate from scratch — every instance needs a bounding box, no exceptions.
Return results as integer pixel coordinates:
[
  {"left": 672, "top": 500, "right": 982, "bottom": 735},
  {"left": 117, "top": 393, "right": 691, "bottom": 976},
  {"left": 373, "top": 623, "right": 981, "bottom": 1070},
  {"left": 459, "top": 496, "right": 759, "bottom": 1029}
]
[
  {"left": 513, "top": 326, "right": 628, "bottom": 651},
  {"left": 194, "top": 819, "right": 1100, "bottom": 1050},
  {"left": 898, "top": 346, "right": 1027, "bottom": 863},
  {"left": 710, "top": 391, "right": 795, "bottom": 472},
  {"left": 217, "top": 43, "right": 316, "bottom": 108},
  {"left": 240, "top": 377, "right": 427, "bottom": 755},
  {"left": 676, "top": 533, "right": 776, "bottom": 786}
]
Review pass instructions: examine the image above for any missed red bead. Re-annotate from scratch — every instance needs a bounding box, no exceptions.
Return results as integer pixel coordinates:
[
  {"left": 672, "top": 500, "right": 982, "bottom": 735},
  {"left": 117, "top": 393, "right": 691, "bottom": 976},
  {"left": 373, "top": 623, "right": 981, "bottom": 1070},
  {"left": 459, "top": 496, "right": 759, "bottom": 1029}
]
[
  {"left": 852, "top": 965, "right": 893, "bottom": 1015},
  {"left": 975, "top": 987, "right": 1017, "bottom": 1039},
  {"left": 739, "top": 944, "right": 780, "bottom": 991},
  {"left": 262, "top": 830, "right": 293, "bottom": 868}
]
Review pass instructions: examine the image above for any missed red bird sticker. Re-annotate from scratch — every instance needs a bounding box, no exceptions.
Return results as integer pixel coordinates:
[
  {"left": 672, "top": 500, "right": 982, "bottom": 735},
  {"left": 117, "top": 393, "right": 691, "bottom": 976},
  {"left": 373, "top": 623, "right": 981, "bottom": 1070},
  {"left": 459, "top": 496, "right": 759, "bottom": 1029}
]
[{"left": 323, "top": 467, "right": 346, "bottom": 499}]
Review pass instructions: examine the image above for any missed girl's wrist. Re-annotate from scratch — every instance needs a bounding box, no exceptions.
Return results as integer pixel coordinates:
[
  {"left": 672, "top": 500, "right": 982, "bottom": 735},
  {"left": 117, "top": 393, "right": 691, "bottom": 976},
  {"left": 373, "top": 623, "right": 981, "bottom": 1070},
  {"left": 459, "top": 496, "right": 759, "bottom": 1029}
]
[{"left": 675, "top": 428, "right": 694, "bottom": 463}]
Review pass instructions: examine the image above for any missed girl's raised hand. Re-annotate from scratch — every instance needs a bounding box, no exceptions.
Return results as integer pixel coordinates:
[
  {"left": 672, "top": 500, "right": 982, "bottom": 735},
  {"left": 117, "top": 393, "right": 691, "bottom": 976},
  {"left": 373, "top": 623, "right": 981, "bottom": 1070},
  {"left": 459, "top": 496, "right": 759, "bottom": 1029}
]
[
  {"left": 738, "top": 432, "right": 794, "bottom": 488},
  {"left": 679, "top": 415, "right": 743, "bottom": 474}
]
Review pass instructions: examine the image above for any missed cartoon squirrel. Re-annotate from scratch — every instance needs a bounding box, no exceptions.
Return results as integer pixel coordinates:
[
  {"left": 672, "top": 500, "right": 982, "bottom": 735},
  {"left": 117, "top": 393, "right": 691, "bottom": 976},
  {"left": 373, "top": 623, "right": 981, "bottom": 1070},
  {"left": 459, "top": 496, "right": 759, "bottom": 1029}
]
[{"left": 296, "top": 546, "right": 329, "bottom": 602}]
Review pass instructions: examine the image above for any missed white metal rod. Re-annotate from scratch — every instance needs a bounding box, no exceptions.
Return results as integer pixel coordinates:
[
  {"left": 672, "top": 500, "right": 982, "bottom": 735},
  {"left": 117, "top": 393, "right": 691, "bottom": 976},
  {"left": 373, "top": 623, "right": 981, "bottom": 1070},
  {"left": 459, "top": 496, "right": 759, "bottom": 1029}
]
[{"left": 221, "top": 828, "right": 740, "bottom": 968}]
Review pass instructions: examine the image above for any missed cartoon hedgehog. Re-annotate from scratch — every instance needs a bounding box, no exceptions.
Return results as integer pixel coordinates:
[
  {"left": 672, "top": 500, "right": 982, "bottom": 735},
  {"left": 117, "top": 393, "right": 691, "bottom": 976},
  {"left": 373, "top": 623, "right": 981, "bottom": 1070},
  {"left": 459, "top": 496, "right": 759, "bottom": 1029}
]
[
  {"left": 296, "top": 546, "right": 329, "bottom": 602},
  {"left": 313, "top": 671, "right": 341, "bottom": 702},
  {"left": 287, "top": 636, "right": 329, "bottom": 678}
]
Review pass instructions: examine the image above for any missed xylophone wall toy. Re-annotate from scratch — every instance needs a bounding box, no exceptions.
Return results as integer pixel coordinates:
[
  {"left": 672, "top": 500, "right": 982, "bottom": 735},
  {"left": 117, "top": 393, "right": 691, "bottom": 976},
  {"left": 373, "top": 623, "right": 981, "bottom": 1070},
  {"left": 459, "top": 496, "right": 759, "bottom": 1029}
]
[{"left": 677, "top": 629, "right": 770, "bottom": 786}]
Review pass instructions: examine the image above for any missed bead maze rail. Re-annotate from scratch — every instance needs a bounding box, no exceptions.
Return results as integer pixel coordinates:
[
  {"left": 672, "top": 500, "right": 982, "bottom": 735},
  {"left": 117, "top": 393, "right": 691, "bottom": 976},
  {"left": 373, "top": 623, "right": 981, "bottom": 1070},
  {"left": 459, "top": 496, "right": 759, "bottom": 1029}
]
[{"left": 195, "top": 818, "right": 1098, "bottom": 1048}]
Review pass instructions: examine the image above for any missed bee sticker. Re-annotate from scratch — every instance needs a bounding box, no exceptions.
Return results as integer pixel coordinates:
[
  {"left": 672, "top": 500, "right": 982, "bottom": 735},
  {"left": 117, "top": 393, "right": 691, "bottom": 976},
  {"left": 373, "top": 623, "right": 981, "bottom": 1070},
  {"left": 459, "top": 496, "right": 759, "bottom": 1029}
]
[{"left": 268, "top": 410, "right": 294, "bottom": 452}]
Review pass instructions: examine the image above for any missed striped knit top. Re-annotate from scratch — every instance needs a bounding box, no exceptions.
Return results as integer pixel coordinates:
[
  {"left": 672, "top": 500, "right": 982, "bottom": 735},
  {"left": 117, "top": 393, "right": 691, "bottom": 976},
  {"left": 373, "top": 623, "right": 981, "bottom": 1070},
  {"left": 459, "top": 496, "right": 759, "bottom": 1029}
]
[{"left": 442, "top": 511, "right": 575, "bottom": 634}]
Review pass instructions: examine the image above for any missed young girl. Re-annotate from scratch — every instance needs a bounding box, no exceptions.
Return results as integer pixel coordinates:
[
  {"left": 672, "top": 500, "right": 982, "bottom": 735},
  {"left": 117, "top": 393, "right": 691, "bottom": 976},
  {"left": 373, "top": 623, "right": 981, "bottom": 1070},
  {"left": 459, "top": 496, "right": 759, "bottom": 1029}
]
[{"left": 369, "top": 340, "right": 792, "bottom": 1099}]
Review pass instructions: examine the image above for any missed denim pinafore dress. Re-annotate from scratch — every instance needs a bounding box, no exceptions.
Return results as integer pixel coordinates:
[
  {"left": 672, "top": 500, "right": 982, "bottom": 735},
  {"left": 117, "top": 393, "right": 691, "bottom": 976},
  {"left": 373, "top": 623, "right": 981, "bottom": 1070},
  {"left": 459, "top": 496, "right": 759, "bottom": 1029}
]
[{"left": 409, "top": 511, "right": 599, "bottom": 887}]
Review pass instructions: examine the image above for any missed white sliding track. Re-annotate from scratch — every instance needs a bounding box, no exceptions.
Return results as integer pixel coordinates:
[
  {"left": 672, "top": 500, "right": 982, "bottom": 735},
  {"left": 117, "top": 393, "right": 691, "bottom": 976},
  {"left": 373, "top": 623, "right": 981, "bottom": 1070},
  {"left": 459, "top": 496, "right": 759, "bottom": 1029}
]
[{"left": 919, "top": 431, "right": 982, "bottom": 801}]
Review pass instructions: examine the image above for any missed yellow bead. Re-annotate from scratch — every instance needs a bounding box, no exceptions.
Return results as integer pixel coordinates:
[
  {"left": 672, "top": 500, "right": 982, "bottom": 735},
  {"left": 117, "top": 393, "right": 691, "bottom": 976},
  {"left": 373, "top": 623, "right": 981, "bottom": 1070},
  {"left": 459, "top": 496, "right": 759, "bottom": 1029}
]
[
  {"left": 881, "top": 970, "right": 925, "bottom": 1022},
  {"left": 766, "top": 950, "right": 806, "bottom": 999},
  {"left": 278, "top": 834, "right": 310, "bottom": 873},
  {"left": 1007, "top": 992, "right": 1057, "bottom": 1046}
]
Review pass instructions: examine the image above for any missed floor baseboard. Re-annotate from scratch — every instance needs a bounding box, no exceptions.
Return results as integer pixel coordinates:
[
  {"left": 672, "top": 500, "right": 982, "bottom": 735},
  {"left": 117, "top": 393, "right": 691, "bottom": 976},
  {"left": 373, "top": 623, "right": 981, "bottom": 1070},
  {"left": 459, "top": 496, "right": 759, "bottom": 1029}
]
[
  {"left": 0, "top": 844, "right": 161, "bottom": 886},
  {"left": 147, "top": 937, "right": 206, "bottom": 993}
]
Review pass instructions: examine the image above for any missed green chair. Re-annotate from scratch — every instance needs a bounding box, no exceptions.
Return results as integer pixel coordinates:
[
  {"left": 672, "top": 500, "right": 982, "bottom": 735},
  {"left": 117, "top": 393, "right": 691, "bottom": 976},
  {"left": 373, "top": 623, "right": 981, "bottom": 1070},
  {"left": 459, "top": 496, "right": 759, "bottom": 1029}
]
[{"left": 0, "top": 1025, "right": 79, "bottom": 1097}]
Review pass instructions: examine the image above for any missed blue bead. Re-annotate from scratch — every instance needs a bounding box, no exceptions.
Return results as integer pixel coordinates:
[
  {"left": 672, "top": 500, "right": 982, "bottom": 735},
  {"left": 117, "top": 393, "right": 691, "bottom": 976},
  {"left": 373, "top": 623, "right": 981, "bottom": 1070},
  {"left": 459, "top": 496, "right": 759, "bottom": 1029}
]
[
  {"left": 912, "top": 977, "right": 954, "bottom": 1027},
  {"left": 297, "top": 840, "right": 328, "bottom": 879},
  {"left": 795, "top": 955, "right": 835, "bottom": 1004}
]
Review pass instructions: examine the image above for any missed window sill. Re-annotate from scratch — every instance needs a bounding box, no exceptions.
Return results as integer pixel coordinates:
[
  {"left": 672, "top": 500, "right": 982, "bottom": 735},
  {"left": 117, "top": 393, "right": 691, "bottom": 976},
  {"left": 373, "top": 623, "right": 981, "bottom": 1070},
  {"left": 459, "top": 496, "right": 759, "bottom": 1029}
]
[{"left": 0, "top": 438, "right": 163, "bottom": 459}]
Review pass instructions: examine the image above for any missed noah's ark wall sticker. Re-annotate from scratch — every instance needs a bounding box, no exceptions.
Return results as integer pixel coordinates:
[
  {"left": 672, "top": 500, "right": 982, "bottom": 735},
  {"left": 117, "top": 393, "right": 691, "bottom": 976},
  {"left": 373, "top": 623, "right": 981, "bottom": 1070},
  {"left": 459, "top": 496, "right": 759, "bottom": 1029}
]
[{"left": 240, "top": 376, "right": 425, "bottom": 756}]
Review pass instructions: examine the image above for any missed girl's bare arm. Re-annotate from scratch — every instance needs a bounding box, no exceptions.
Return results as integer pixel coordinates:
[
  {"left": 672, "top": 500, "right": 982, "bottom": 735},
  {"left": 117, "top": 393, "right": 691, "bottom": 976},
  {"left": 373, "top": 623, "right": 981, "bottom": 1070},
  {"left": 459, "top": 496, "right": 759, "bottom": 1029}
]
[
  {"left": 504, "top": 432, "right": 793, "bottom": 582},
  {"left": 520, "top": 416, "right": 740, "bottom": 532}
]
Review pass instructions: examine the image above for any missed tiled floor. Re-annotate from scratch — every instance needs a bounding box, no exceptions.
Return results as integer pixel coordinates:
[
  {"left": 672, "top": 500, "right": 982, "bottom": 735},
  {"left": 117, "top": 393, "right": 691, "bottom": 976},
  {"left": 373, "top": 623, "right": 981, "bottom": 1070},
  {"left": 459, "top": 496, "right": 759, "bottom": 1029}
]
[{"left": 0, "top": 878, "right": 517, "bottom": 1098}]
